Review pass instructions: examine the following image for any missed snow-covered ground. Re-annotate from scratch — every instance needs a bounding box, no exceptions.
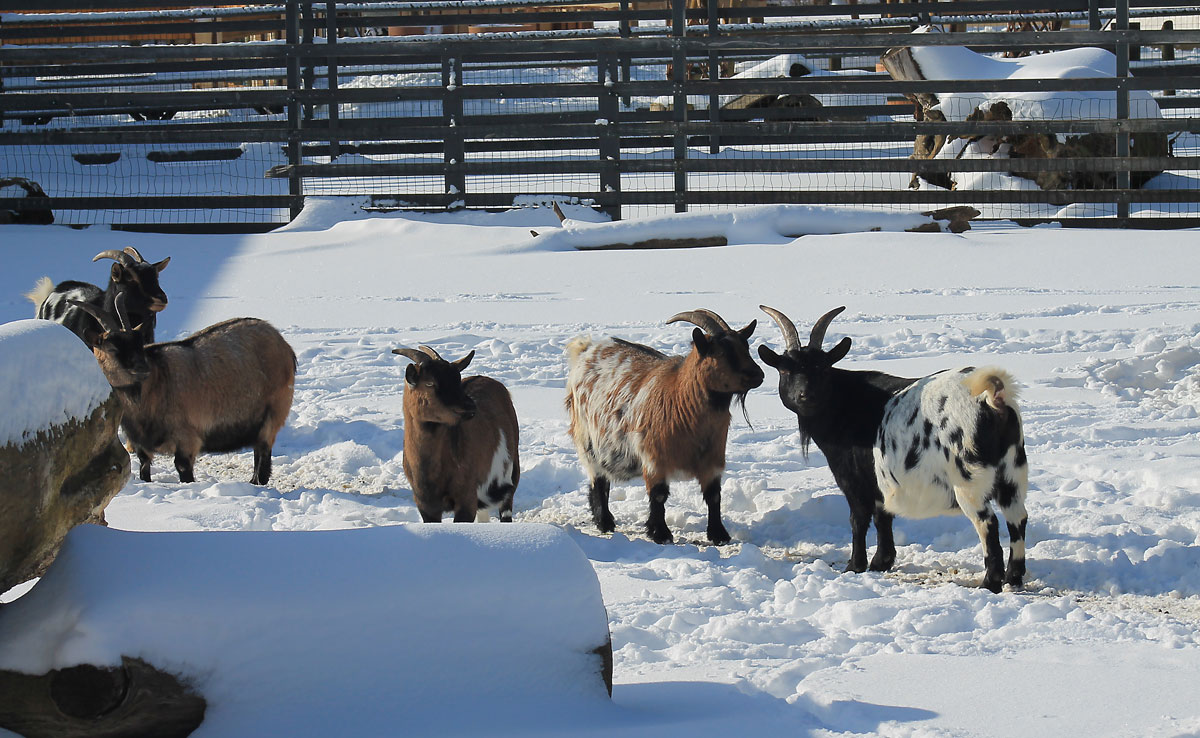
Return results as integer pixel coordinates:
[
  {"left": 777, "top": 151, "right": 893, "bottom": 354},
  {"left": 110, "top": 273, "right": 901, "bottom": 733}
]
[{"left": 2, "top": 206, "right": 1200, "bottom": 737}]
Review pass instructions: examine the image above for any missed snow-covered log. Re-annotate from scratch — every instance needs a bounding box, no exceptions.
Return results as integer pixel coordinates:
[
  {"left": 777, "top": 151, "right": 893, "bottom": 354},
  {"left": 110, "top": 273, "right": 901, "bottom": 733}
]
[
  {"left": 0, "top": 524, "right": 613, "bottom": 736},
  {"left": 881, "top": 39, "right": 1170, "bottom": 192},
  {"left": 0, "top": 320, "right": 127, "bottom": 597}
]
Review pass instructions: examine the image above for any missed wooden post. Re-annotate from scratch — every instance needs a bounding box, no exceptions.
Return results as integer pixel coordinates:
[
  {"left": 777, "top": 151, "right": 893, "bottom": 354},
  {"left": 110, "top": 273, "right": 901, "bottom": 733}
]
[
  {"left": 598, "top": 52, "right": 622, "bottom": 221},
  {"left": 671, "top": 0, "right": 688, "bottom": 213},
  {"left": 326, "top": 1, "right": 340, "bottom": 161},
  {"left": 1162, "top": 20, "right": 1175, "bottom": 96},
  {"left": 1114, "top": 0, "right": 1131, "bottom": 225},
  {"left": 286, "top": 0, "right": 304, "bottom": 221},
  {"left": 707, "top": 0, "right": 720, "bottom": 155},
  {"left": 442, "top": 54, "right": 466, "bottom": 210}
]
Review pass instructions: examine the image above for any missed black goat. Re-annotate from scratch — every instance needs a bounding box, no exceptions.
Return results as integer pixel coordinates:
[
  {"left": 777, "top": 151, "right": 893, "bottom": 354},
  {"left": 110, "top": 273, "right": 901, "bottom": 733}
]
[
  {"left": 758, "top": 305, "right": 1029, "bottom": 593},
  {"left": 26, "top": 246, "right": 169, "bottom": 346}
]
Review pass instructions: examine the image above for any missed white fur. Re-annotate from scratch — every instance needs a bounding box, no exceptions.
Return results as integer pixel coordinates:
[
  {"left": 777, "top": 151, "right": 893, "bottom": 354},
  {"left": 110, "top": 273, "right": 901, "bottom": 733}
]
[
  {"left": 873, "top": 368, "right": 1025, "bottom": 520},
  {"left": 475, "top": 430, "right": 514, "bottom": 512},
  {"left": 566, "top": 338, "right": 654, "bottom": 482}
]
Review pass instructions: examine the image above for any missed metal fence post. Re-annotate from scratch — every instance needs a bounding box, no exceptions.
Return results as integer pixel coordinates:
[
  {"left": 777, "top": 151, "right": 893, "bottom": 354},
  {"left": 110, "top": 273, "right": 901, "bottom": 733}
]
[
  {"left": 442, "top": 53, "right": 466, "bottom": 210},
  {"left": 671, "top": 0, "right": 688, "bottom": 213},
  {"left": 286, "top": 0, "right": 304, "bottom": 221}
]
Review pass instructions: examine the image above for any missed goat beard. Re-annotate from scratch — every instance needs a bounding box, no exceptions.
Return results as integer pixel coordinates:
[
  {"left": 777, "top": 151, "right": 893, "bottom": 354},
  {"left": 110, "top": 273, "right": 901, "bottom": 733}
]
[
  {"left": 797, "top": 428, "right": 813, "bottom": 460},
  {"left": 734, "top": 391, "right": 753, "bottom": 429}
]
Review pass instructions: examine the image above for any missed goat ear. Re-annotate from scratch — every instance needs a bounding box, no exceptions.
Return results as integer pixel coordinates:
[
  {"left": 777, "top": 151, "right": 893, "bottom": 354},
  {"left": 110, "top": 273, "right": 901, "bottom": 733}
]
[
  {"left": 737, "top": 320, "right": 757, "bottom": 341},
  {"left": 758, "top": 344, "right": 782, "bottom": 368},
  {"left": 827, "top": 336, "right": 852, "bottom": 364},
  {"left": 452, "top": 350, "right": 475, "bottom": 373},
  {"left": 154, "top": 257, "right": 170, "bottom": 272},
  {"left": 110, "top": 263, "right": 125, "bottom": 281},
  {"left": 405, "top": 363, "right": 420, "bottom": 387},
  {"left": 692, "top": 327, "right": 711, "bottom": 356}
]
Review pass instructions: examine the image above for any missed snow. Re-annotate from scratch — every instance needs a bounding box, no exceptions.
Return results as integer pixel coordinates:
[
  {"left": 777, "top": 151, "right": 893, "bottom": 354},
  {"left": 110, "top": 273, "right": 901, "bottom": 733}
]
[
  {"left": 3, "top": 205, "right": 1200, "bottom": 736},
  {"left": 0, "top": 319, "right": 113, "bottom": 448},
  {"left": 0, "top": 523, "right": 611, "bottom": 736}
]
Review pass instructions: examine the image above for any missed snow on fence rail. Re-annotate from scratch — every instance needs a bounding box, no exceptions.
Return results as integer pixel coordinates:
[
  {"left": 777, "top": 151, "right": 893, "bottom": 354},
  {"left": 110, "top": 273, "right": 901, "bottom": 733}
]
[{"left": 1, "top": 0, "right": 1199, "bottom": 228}]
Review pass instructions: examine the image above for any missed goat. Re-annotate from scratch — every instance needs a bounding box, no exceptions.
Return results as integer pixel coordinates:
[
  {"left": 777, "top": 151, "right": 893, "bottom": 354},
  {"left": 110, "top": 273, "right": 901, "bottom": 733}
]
[
  {"left": 70, "top": 295, "right": 295, "bottom": 485},
  {"left": 27, "top": 246, "right": 170, "bottom": 346},
  {"left": 565, "top": 309, "right": 764, "bottom": 545},
  {"left": 758, "top": 305, "right": 1028, "bottom": 593},
  {"left": 392, "top": 345, "right": 520, "bottom": 523}
]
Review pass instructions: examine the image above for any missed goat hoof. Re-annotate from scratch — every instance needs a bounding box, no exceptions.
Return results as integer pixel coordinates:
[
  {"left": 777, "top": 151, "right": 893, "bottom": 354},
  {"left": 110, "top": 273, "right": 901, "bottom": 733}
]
[
  {"left": 647, "top": 525, "right": 674, "bottom": 545},
  {"left": 980, "top": 577, "right": 1004, "bottom": 594},
  {"left": 868, "top": 556, "right": 895, "bottom": 572},
  {"left": 707, "top": 524, "right": 732, "bottom": 545},
  {"left": 594, "top": 512, "right": 616, "bottom": 534},
  {"left": 1005, "top": 573, "right": 1025, "bottom": 589}
]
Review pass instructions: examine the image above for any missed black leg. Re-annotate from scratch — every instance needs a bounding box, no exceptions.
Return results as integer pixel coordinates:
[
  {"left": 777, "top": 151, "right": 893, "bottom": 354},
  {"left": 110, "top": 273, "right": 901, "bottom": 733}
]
[
  {"left": 250, "top": 442, "right": 272, "bottom": 485},
  {"left": 869, "top": 508, "right": 896, "bottom": 571},
  {"left": 452, "top": 504, "right": 476, "bottom": 523},
  {"left": 1005, "top": 517, "right": 1028, "bottom": 587},
  {"left": 701, "top": 478, "right": 731, "bottom": 545},
  {"left": 846, "top": 503, "right": 871, "bottom": 573},
  {"left": 589, "top": 476, "right": 615, "bottom": 534},
  {"left": 137, "top": 450, "right": 153, "bottom": 483},
  {"left": 497, "top": 484, "right": 515, "bottom": 522},
  {"left": 645, "top": 482, "right": 673, "bottom": 544},
  {"left": 978, "top": 511, "right": 1005, "bottom": 594},
  {"left": 174, "top": 453, "right": 194, "bottom": 484}
]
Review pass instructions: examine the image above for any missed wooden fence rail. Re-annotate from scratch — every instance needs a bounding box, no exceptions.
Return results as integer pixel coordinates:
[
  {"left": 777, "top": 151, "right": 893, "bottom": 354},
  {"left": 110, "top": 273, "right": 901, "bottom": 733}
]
[{"left": 1, "top": 0, "right": 1199, "bottom": 230}]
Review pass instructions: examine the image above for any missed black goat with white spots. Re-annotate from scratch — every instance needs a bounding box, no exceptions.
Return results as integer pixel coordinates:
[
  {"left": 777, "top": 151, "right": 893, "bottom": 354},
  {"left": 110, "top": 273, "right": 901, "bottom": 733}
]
[{"left": 758, "top": 305, "right": 1028, "bottom": 593}]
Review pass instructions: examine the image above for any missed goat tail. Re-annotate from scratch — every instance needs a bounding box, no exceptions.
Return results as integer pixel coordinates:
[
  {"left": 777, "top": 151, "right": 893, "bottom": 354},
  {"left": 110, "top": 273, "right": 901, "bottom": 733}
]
[
  {"left": 25, "top": 276, "right": 54, "bottom": 312},
  {"left": 964, "top": 367, "right": 1019, "bottom": 412},
  {"left": 565, "top": 335, "right": 592, "bottom": 365}
]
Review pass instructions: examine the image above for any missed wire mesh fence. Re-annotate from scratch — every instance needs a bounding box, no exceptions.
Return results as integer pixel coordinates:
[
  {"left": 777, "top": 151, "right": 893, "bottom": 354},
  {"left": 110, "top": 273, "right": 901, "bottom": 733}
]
[{"left": 2, "top": 0, "right": 1199, "bottom": 229}]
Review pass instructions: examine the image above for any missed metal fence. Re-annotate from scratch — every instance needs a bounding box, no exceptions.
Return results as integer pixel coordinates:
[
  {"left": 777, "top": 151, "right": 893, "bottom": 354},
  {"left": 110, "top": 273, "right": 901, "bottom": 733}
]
[{"left": 2, "top": 0, "right": 1199, "bottom": 229}]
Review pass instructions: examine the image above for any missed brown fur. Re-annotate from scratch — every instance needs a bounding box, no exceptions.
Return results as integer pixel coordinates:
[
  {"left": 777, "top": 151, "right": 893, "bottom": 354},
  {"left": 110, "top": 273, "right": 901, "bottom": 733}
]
[
  {"left": 565, "top": 319, "right": 763, "bottom": 544},
  {"left": 93, "top": 317, "right": 296, "bottom": 485},
  {"left": 400, "top": 355, "right": 520, "bottom": 523}
]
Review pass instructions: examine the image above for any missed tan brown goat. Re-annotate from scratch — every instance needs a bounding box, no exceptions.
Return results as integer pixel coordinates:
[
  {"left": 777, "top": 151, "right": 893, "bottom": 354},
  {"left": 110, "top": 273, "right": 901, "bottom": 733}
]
[
  {"left": 72, "top": 296, "right": 295, "bottom": 485},
  {"left": 393, "top": 345, "right": 520, "bottom": 523},
  {"left": 565, "top": 308, "right": 763, "bottom": 544}
]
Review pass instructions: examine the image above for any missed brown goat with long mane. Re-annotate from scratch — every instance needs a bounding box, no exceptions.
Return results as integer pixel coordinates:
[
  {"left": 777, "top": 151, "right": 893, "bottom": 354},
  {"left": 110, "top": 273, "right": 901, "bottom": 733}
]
[
  {"left": 72, "top": 295, "right": 295, "bottom": 485},
  {"left": 565, "top": 308, "right": 764, "bottom": 544},
  {"left": 393, "top": 345, "right": 520, "bottom": 523}
]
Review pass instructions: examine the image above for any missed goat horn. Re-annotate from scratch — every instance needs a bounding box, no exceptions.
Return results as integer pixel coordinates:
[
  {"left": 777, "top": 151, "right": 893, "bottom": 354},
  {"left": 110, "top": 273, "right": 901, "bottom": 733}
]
[
  {"left": 67, "top": 299, "right": 121, "bottom": 334},
  {"left": 759, "top": 305, "right": 801, "bottom": 351},
  {"left": 809, "top": 306, "right": 846, "bottom": 349},
  {"left": 113, "top": 292, "right": 132, "bottom": 331},
  {"left": 123, "top": 246, "right": 147, "bottom": 263},
  {"left": 666, "top": 309, "right": 728, "bottom": 335},
  {"left": 392, "top": 347, "right": 431, "bottom": 364},
  {"left": 92, "top": 250, "right": 136, "bottom": 267},
  {"left": 417, "top": 345, "right": 444, "bottom": 362}
]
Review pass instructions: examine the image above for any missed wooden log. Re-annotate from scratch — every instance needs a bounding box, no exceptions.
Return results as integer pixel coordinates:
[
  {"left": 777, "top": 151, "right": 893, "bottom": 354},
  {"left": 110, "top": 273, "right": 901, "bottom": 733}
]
[{"left": 0, "top": 656, "right": 206, "bottom": 738}]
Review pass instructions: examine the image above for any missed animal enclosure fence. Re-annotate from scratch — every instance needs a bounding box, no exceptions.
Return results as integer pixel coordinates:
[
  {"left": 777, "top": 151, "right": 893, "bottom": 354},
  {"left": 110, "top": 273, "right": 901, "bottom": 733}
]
[{"left": 2, "top": 0, "right": 1199, "bottom": 229}]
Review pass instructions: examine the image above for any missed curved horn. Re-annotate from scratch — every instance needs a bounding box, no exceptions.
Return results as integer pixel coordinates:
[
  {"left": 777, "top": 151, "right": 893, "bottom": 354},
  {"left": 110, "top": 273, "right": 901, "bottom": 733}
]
[
  {"left": 759, "top": 305, "right": 800, "bottom": 351},
  {"left": 123, "top": 246, "right": 147, "bottom": 263},
  {"left": 67, "top": 299, "right": 121, "bottom": 334},
  {"left": 113, "top": 292, "right": 132, "bottom": 331},
  {"left": 417, "top": 345, "right": 444, "bottom": 362},
  {"left": 391, "top": 347, "right": 431, "bottom": 364},
  {"left": 92, "top": 250, "right": 135, "bottom": 267},
  {"left": 809, "top": 306, "right": 846, "bottom": 349},
  {"left": 666, "top": 309, "right": 728, "bottom": 335}
]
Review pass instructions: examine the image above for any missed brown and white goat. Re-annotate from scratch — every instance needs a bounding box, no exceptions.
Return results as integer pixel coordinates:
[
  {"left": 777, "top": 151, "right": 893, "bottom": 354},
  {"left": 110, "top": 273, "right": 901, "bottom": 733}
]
[
  {"left": 72, "top": 296, "right": 295, "bottom": 485},
  {"left": 393, "top": 345, "right": 520, "bottom": 523},
  {"left": 565, "top": 309, "right": 764, "bottom": 544}
]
